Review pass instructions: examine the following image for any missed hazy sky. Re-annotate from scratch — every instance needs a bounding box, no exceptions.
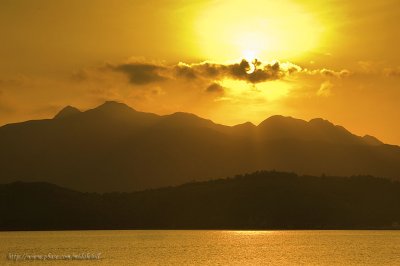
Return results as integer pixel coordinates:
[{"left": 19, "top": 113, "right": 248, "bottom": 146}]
[{"left": 1, "top": 0, "right": 400, "bottom": 144}]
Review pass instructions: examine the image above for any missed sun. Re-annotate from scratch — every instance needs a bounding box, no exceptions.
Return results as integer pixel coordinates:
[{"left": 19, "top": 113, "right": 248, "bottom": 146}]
[
  {"left": 242, "top": 49, "right": 257, "bottom": 63},
  {"left": 195, "top": 0, "right": 325, "bottom": 62}
]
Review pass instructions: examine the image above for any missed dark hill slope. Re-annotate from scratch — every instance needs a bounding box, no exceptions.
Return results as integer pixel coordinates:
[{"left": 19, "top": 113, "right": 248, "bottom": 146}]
[{"left": 1, "top": 171, "right": 400, "bottom": 230}]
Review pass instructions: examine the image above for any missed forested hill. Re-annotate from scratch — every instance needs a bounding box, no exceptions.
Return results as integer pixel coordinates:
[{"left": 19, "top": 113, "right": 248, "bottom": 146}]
[{"left": 1, "top": 171, "right": 400, "bottom": 230}]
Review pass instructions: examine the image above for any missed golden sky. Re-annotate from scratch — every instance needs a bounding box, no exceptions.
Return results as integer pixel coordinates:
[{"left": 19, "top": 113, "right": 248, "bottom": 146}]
[{"left": 1, "top": 0, "right": 400, "bottom": 144}]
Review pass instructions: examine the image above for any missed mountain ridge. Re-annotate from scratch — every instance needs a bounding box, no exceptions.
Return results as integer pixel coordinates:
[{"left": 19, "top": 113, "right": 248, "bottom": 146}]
[
  {"left": 0, "top": 101, "right": 399, "bottom": 192},
  {"left": 2, "top": 101, "right": 393, "bottom": 146}
]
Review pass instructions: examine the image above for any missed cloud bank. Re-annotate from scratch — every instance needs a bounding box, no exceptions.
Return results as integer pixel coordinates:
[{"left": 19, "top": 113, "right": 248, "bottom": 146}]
[{"left": 104, "top": 59, "right": 304, "bottom": 85}]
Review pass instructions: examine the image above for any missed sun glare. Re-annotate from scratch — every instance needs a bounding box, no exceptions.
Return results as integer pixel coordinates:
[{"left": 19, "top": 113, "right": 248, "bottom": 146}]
[{"left": 196, "top": 0, "right": 325, "bottom": 62}]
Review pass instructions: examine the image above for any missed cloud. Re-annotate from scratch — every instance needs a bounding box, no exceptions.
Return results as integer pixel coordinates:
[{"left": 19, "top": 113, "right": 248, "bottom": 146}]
[
  {"left": 206, "top": 83, "right": 225, "bottom": 94},
  {"left": 319, "top": 68, "right": 351, "bottom": 78},
  {"left": 174, "top": 63, "right": 197, "bottom": 80},
  {"left": 302, "top": 68, "right": 351, "bottom": 79},
  {"left": 99, "top": 59, "right": 304, "bottom": 87},
  {"left": 109, "top": 63, "right": 167, "bottom": 85},
  {"left": 81, "top": 58, "right": 353, "bottom": 90},
  {"left": 357, "top": 61, "right": 400, "bottom": 77},
  {"left": 317, "top": 81, "right": 333, "bottom": 97},
  {"left": 358, "top": 61, "right": 376, "bottom": 73},
  {"left": 383, "top": 67, "right": 400, "bottom": 77},
  {"left": 174, "top": 59, "right": 302, "bottom": 84}
]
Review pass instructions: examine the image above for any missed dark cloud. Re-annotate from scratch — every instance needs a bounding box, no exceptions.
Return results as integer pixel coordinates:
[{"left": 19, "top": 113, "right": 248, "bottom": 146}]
[
  {"left": 93, "top": 58, "right": 352, "bottom": 88},
  {"left": 111, "top": 63, "right": 167, "bottom": 85},
  {"left": 177, "top": 59, "right": 301, "bottom": 84},
  {"left": 206, "top": 83, "right": 225, "bottom": 94},
  {"left": 174, "top": 64, "right": 197, "bottom": 79},
  {"left": 196, "top": 63, "right": 220, "bottom": 77},
  {"left": 71, "top": 69, "right": 89, "bottom": 81},
  {"left": 227, "top": 60, "right": 251, "bottom": 79},
  {"left": 112, "top": 59, "right": 298, "bottom": 86},
  {"left": 247, "top": 62, "right": 284, "bottom": 83}
]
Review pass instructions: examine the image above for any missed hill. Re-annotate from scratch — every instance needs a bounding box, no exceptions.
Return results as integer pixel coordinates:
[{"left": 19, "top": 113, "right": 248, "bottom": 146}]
[
  {"left": 1, "top": 171, "right": 400, "bottom": 230},
  {"left": 0, "top": 101, "right": 399, "bottom": 192}
]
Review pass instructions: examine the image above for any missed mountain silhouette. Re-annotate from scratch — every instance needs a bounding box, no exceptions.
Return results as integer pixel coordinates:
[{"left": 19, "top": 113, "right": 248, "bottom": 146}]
[
  {"left": 53, "top": 105, "right": 81, "bottom": 119},
  {"left": 0, "top": 101, "right": 399, "bottom": 192}
]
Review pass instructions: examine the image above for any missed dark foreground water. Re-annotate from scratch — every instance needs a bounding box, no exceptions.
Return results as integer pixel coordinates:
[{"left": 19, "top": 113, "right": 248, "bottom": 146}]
[{"left": 1, "top": 230, "right": 400, "bottom": 265}]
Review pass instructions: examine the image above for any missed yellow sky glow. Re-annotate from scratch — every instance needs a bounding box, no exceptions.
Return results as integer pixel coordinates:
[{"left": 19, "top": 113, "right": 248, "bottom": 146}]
[
  {"left": 219, "top": 79, "right": 291, "bottom": 102},
  {"left": 195, "top": 0, "right": 326, "bottom": 62}
]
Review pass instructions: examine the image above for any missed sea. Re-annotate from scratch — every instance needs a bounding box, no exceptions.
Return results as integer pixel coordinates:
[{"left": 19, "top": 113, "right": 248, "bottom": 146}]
[{"left": 1, "top": 230, "right": 400, "bottom": 265}]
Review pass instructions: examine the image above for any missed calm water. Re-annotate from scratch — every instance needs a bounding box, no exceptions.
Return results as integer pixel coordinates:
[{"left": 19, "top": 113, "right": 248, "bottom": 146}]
[{"left": 1, "top": 230, "right": 400, "bottom": 265}]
